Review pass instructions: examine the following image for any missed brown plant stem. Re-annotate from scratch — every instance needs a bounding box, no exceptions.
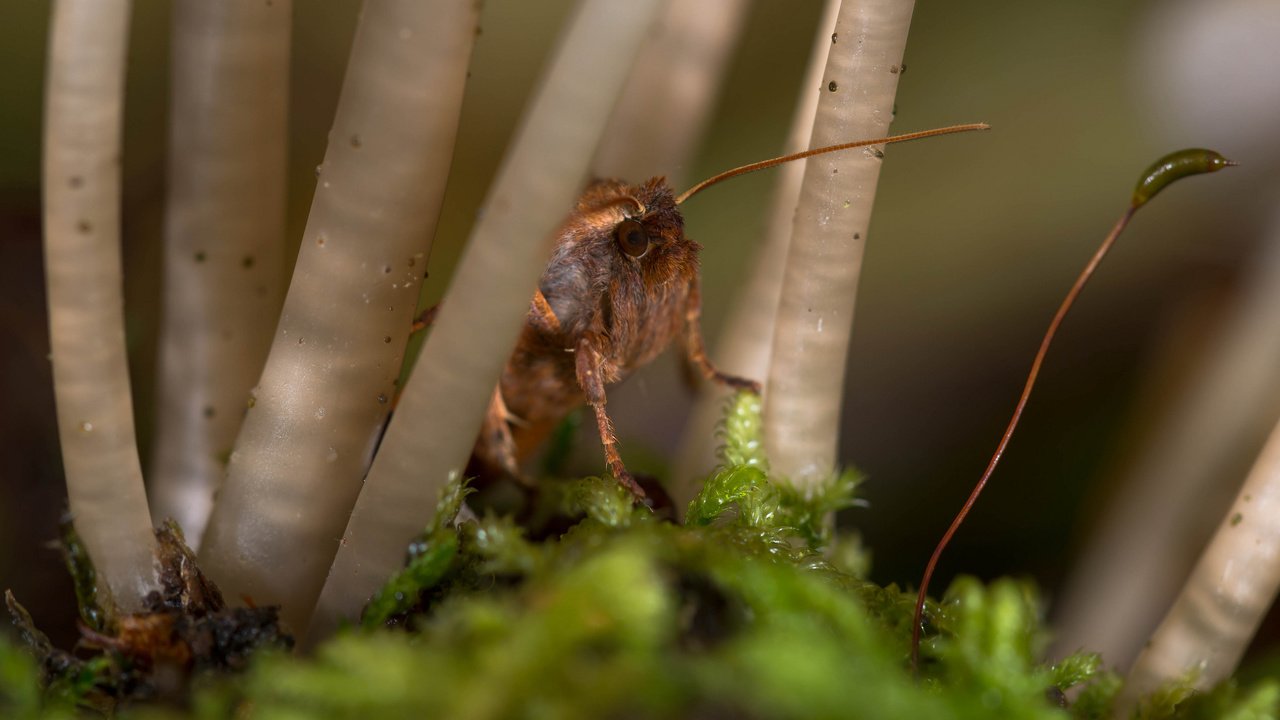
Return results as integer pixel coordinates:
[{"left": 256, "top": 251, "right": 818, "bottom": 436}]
[{"left": 910, "top": 207, "right": 1136, "bottom": 669}]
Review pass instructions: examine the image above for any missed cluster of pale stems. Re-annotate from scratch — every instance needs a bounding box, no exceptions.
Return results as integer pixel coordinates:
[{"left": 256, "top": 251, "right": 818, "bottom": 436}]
[{"left": 36, "top": 0, "right": 1280, "bottom": 712}]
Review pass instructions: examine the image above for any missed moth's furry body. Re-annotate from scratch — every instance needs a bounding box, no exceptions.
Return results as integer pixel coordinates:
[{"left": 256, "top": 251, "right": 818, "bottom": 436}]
[{"left": 471, "top": 177, "right": 755, "bottom": 498}]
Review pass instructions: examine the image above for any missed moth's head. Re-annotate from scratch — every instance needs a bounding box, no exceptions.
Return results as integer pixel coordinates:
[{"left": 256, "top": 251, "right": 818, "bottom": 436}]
[{"left": 571, "top": 177, "right": 696, "bottom": 283}]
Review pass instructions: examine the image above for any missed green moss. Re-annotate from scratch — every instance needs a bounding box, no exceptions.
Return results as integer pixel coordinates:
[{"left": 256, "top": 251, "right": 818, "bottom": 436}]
[{"left": 9, "top": 391, "right": 1280, "bottom": 719}]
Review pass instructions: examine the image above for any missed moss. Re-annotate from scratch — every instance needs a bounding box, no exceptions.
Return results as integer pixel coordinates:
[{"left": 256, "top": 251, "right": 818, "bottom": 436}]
[{"left": 7, "top": 391, "right": 1280, "bottom": 718}]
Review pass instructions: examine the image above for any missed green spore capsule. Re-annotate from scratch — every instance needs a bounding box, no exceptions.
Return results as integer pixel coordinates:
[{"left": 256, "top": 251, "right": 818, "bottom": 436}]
[{"left": 1132, "top": 149, "right": 1236, "bottom": 209}]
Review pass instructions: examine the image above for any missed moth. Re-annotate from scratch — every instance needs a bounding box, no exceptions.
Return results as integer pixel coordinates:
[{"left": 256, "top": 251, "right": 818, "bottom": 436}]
[{"left": 465, "top": 125, "right": 987, "bottom": 502}]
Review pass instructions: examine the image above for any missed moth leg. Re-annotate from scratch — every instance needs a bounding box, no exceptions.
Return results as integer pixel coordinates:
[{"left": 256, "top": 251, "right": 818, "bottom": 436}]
[
  {"left": 576, "top": 335, "right": 647, "bottom": 501},
  {"left": 411, "top": 303, "right": 441, "bottom": 334},
  {"left": 477, "top": 386, "right": 526, "bottom": 483},
  {"left": 684, "top": 278, "right": 762, "bottom": 394},
  {"left": 530, "top": 289, "right": 562, "bottom": 335}
]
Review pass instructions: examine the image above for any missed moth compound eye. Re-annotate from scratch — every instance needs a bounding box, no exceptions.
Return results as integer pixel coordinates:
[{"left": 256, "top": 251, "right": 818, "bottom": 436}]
[{"left": 615, "top": 219, "right": 650, "bottom": 258}]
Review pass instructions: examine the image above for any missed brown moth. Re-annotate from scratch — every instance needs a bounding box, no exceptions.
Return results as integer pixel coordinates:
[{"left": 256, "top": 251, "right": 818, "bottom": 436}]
[
  {"left": 469, "top": 176, "right": 756, "bottom": 501},
  {"left": 464, "top": 125, "right": 988, "bottom": 502}
]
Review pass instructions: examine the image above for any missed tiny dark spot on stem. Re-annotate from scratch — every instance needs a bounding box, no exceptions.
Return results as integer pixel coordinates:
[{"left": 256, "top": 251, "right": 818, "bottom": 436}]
[
  {"left": 315, "top": 164, "right": 324, "bottom": 177},
  {"left": 832, "top": 168, "right": 838, "bottom": 175},
  {"left": 382, "top": 265, "right": 392, "bottom": 274},
  {"left": 75, "top": 220, "right": 92, "bottom": 234},
  {"left": 1231, "top": 512, "right": 1244, "bottom": 527},
  {"left": 854, "top": 233, "right": 861, "bottom": 239},
  {"left": 350, "top": 134, "right": 362, "bottom": 149},
  {"left": 872, "top": 149, "right": 885, "bottom": 159},
  {"left": 831, "top": 32, "right": 838, "bottom": 43},
  {"left": 242, "top": 255, "right": 255, "bottom": 269},
  {"left": 194, "top": 251, "right": 207, "bottom": 263},
  {"left": 900, "top": 62, "right": 907, "bottom": 75},
  {"left": 407, "top": 257, "right": 416, "bottom": 267},
  {"left": 890, "top": 64, "right": 900, "bottom": 74},
  {"left": 827, "top": 81, "right": 838, "bottom": 92},
  {"left": 383, "top": 335, "right": 392, "bottom": 344},
  {"left": 203, "top": 406, "right": 216, "bottom": 419},
  {"left": 316, "top": 235, "right": 327, "bottom": 247},
  {"left": 297, "top": 337, "right": 306, "bottom": 345},
  {"left": 377, "top": 393, "right": 388, "bottom": 404},
  {"left": 68, "top": 175, "right": 84, "bottom": 189}
]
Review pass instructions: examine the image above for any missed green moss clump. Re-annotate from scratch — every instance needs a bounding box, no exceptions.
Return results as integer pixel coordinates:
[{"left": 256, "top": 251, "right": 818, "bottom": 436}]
[{"left": 7, "top": 391, "right": 1279, "bottom": 718}]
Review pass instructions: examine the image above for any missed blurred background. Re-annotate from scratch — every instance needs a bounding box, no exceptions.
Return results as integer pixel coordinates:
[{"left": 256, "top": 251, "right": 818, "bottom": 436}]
[{"left": 2, "top": 0, "right": 1278, "bottom": 667}]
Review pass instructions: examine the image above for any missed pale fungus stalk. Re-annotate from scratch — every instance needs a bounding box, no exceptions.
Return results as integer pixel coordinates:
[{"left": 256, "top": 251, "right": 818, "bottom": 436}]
[
  {"left": 42, "top": 0, "right": 157, "bottom": 610},
  {"left": 148, "top": 0, "right": 291, "bottom": 547},
  {"left": 672, "top": 0, "right": 840, "bottom": 506},
  {"left": 310, "top": 0, "right": 664, "bottom": 638},
  {"left": 590, "top": 0, "right": 749, "bottom": 185},
  {"left": 198, "top": 0, "right": 479, "bottom": 633},
  {"left": 1118, "top": 415, "right": 1280, "bottom": 713},
  {"left": 763, "top": 0, "right": 915, "bottom": 488}
]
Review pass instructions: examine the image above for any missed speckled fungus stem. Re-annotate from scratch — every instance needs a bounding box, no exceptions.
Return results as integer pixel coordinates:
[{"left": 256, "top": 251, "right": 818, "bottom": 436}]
[
  {"left": 42, "top": 0, "right": 158, "bottom": 611},
  {"left": 198, "top": 0, "right": 479, "bottom": 634},
  {"left": 148, "top": 0, "right": 291, "bottom": 548},
  {"left": 309, "top": 0, "right": 664, "bottom": 640},
  {"left": 590, "top": 0, "right": 749, "bottom": 185},
  {"left": 1119, "top": 417, "right": 1280, "bottom": 712},
  {"left": 763, "top": 0, "right": 915, "bottom": 488},
  {"left": 672, "top": 0, "right": 840, "bottom": 508}
]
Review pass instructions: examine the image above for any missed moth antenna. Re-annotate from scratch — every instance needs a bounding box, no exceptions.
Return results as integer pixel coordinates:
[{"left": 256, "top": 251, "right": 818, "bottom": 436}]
[{"left": 674, "top": 123, "right": 989, "bottom": 206}]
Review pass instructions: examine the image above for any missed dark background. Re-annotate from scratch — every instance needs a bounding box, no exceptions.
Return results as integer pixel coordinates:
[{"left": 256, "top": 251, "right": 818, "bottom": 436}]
[{"left": 2, "top": 0, "right": 1276, "bottom": 658}]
